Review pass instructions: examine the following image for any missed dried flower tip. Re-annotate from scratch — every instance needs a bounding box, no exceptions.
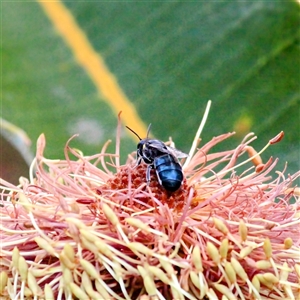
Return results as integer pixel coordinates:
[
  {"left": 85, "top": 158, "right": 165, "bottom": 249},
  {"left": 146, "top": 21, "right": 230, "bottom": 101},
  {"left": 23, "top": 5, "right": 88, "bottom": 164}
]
[
  {"left": 18, "top": 256, "right": 28, "bottom": 281},
  {"left": 0, "top": 271, "right": 8, "bottom": 293},
  {"left": 230, "top": 257, "right": 248, "bottom": 281},
  {"left": 262, "top": 272, "right": 279, "bottom": 285},
  {"left": 137, "top": 266, "right": 157, "bottom": 297},
  {"left": 238, "top": 220, "right": 247, "bottom": 242},
  {"left": 95, "top": 279, "right": 112, "bottom": 299},
  {"left": 213, "top": 218, "right": 229, "bottom": 235},
  {"left": 240, "top": 246, "right": 254, "bottom": 259},
  {"left": 269, "top": 131, "right": 284, "bottom": 144},
  {"left": 213, "top": 283, "right": 236, "bottom": 300},
  {"left": 148, "top": 266, "right": 170, "bottom": 284},
  {"left": 128, "top": 242, "right": 154, "bottom": 256},
  {"left": 34, "top": 236, "right": 57, "bottom": 257},
  {"left": 12, "top": 246, "right": 20, "bottom": 269},
  {"left": 256, "top": 274, "right": 274, "bottom": 289},
  {"left": 102, "top": 203, "right": 119, "bottom": 226},
  {"left": 59, "top": 252, "right": 76, "bottom": 269},
  {"left": 94, "top": 240, "right": 113, "bottom": 258},
  {"left": 263, "top": 237, "right": 272, "bottom": 259},
  {"left": 27, "top": 271, "right": 40, "bottom": 295},
  {"left": 224, "top": 262, "right": 236, "bottom": 284},
  {"left": 251, "top": 275, "right": 260, "bottom": 295},
  {"left": 189, "top": 271, "right": 201, "bottom": 290},
  {"left": 6, "top": 277, "right": 13, "bottom": 298},
  {"left": 44, "top": 284, "right": 54, "bottom": 300},
  {"left": 80, "top": 236, "right": 99, "bottom": 254},
  {"left": 86, "top": 287, "right": 103, "bottom": 299},
  {"left": 27, "top": 269, "right": 43, "bottom": 278},
  {"left": 279, "top": 262, "right": 290, "bottom": 282},
  {"left": 255, "top": 260, "right": 272, "bottom": 270},
  {"left": 69, "top": 282, "right": 89, "bottom": 300},
  {"left": 81, "top": 271, "right": 102, "bottom": 299},
  {"left": 284, "top": 187, "right": 300, "bottom": 196},
  {"left": 18, "top": 192, "right": 32, "bottom": 213},
  {"left": 111, "top": 261, "right": 123, "bottom": 280},
  {"left": 159, "top": 258, "right": 175, "bottom": 276},
  {"left": 264, "top": 222, "right": 276, "bottom": 230},
  {"left": 170, "top": 285, "right": 184, "bottom": 300},
  {"left": 80, "top": 259, "right": 100, "bottom": 280},
  {"left": 294, "top": 264, "right": 300, "bottom": 278},
  {"left": 245, "top": 146, "right": 263, "bottom": 166},
  {"left": 137, "top": 265, "right": 148, "bottom": 278},
  {"left": 283, "top": 285, "right": 295, "bottom": 300},
  {"left": 70, "top": 201, "right": 80, "bottom": 213},
  {"left": 63, "top": 243, "right": 75, "bottom": 263},
  {"left": 80, "top": 229, "right": 101, "bottom": 244},
  {"left": 294, "top": 187, "right": 300, "bottom": 196},
  {"left": 206, "top": 288, "right": 218, "bottom": 300},
  {"left": 66, "top": 217, "right": 87, "bottom": 229},
  {"left": 192, "top": 245, "right": 203, "bottom": 272},
  {"left": 24, "top": 287, "right": 33, "bottom": 297},
  {"left": 62, "top": 266, "right": 73, "bottom": 285},
  {"left": 284, "top": 237, "right": 293, "bottom": 249},
  {"left": 125, "top": 217, "right": 151, "bottom": 232},
  {"left": 219, "top": 239, "right": 229, "bottom": 259},
  {"left": 255, "top": 163, "right": 265, "bottom": 173},
  {"left": 207, "top": 241, "right": 220, "bottom": 265}
]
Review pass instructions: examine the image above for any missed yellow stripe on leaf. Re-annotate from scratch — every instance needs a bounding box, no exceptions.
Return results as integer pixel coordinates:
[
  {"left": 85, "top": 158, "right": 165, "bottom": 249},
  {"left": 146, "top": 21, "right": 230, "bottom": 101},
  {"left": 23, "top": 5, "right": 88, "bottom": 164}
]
[{"left": 37, "top": 0, "right": 148, "bottom": 137}]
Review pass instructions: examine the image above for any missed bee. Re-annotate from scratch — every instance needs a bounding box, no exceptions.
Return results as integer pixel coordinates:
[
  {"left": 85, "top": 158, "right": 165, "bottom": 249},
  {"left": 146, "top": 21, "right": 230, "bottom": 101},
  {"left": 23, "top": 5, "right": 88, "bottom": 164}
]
[{"left": 126, "top": 124, "right": 188, "bottom": 192}]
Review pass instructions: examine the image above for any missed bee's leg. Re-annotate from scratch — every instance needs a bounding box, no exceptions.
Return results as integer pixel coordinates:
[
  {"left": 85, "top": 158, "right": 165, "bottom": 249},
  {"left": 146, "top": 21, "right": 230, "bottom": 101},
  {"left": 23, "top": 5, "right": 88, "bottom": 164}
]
[
  {"left": 146, "top": 165, "right": 152, "bottom": 185},
  {"left": 132, "top": 156, "right": 142, "bottom": 169},
  {"left": 137, "top": 156, "right": 142, "bottom": 165}
]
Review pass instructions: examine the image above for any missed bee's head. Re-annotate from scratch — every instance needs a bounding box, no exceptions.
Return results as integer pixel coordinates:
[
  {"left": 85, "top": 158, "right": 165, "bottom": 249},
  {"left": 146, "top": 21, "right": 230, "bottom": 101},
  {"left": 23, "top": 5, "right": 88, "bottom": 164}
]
[
  {"left": 126, "top": 124, "right": 153, "bottom": 164},
  {"left": 137, "top": 139, "right": 153, "bottom": 164}
]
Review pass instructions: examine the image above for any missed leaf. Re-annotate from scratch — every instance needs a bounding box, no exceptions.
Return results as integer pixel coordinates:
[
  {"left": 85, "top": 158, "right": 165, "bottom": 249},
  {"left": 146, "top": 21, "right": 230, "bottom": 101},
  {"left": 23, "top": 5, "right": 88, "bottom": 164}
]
[{"left": 2, "top": 1, "right": 299, "bottom": 182}]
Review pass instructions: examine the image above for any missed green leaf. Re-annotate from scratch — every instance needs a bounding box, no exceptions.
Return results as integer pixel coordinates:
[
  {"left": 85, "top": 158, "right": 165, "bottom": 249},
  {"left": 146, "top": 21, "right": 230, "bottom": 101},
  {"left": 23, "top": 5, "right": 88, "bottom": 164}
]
[{"left": 3, "top": 1, "right": 299, "bottom": 183}]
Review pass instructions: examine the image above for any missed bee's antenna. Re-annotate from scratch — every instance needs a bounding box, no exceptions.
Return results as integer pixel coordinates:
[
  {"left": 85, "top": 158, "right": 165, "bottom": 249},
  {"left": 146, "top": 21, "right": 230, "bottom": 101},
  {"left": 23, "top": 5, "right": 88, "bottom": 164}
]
[
  {"left": 146, "top": 123, "right": 152, "bottom": 138},
  {"left": 126, "top": 124, "right": 152, "bottom": 140},
  {"left": 126, "top": 126, "right": 142, "bottom": 140}
]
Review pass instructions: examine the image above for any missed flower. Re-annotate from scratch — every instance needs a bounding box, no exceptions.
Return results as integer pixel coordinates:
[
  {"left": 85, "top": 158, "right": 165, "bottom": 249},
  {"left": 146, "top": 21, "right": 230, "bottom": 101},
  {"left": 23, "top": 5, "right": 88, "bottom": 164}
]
[{"left": 1, "top": 114, "right": 299, "bottom": 300}]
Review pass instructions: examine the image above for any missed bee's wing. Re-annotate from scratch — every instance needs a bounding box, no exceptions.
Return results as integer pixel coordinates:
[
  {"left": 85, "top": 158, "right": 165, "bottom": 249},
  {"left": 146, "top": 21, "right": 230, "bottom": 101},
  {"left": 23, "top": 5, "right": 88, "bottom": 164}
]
[
  {"left": 166, "top": 146, "right": 188, "bottom": 158},
  {"left": 147, "top": 139, "right": 169, "bottom": 152},
  {"left": 147, "top": 139, "right": 188, "bottom": 158}
]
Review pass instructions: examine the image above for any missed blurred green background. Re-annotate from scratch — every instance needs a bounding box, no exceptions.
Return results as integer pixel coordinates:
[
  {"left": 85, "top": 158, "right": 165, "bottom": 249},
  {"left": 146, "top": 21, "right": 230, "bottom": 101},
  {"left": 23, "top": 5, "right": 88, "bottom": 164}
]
[{"left": 2, "top": 1, "right": 300, "bottom": 185}]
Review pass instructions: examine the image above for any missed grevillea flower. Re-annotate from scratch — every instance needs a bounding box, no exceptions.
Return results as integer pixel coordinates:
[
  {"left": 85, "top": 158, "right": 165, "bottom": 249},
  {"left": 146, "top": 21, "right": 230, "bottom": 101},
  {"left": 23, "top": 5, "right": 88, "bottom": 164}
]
[{"left": 1, "top": 109, "right": 300, "bottom": 300}]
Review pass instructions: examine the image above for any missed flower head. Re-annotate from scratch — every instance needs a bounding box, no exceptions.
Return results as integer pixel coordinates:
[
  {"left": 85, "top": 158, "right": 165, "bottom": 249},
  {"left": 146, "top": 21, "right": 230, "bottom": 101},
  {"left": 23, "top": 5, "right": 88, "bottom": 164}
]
[{"left": 1, "top": 113, "right": 299, "bottom": 300}]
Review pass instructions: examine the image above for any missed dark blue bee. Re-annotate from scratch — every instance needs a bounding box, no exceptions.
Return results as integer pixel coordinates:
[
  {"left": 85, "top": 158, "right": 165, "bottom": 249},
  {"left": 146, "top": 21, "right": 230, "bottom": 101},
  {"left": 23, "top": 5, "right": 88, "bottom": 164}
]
[{"left": 126, "top": 124, "right": 188, "bottom": 192}]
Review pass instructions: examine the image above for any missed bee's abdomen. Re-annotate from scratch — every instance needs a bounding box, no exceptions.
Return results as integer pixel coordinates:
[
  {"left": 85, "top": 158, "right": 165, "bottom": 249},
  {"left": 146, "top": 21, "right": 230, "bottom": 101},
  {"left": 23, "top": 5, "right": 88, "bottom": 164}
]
[{"left": 154, "top": 155, "right": 184, "bottom": 192}]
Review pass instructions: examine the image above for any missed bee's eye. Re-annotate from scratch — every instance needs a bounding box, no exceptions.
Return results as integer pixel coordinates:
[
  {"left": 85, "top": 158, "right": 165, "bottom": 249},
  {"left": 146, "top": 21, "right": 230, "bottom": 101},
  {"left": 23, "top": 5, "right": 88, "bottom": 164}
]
[{"left": 137, "top": 142, "right": 143, "bottom": 150}]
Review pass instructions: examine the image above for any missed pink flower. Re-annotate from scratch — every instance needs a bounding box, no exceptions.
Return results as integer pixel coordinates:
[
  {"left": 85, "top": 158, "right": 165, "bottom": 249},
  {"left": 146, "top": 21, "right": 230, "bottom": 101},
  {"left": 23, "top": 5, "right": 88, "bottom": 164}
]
[{"left": 1, "top": 115, "right": 299, "bottom": 300}]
